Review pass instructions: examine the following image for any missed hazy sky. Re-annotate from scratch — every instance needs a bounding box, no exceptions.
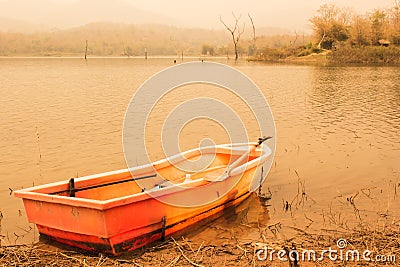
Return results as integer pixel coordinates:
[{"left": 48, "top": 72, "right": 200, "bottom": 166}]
[
  {"left": 125, "top": 0, "right": 396, "bottom": 28},
  {"left": 0, "top": 0, "right": 397, "bottom": 32}
]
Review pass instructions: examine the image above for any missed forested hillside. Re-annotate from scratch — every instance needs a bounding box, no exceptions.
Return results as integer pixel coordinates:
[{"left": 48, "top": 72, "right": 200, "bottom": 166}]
[{"left": 0, "top": 23, "right": 229, "bottom": 56}]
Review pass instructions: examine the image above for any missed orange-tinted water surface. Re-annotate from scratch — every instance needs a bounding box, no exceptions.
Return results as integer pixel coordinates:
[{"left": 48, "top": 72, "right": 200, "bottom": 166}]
[{"left": 0, "top": 58, "right": 399, "bottom": 245}]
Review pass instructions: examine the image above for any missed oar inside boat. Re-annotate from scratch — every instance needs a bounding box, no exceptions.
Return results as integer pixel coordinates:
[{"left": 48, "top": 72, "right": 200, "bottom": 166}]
[
  {"left": 204, "top": 136, "right": 272, "bottom": 182},
  {"left": 51, "top": 174, "right": 157, "bottom": 196}
]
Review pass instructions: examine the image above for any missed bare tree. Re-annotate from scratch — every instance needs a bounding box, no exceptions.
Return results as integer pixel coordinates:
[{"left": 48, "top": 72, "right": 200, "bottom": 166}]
[
  {"left": 290, "top": 31, "right": 299, "bottom": 47},
  {"left": 220, "top": 13, "right": 245, "bottom": 61},
  {"left": 317, "top": 32, "right": 326, "bottom": 49},
  {"left": 248, "top": 13, "right": 256, "bottom": 56},
  {"left": 122, "top": 42, "right": 131, "bottom": 58},
  {"left": 289, "top": 31, "right": 299, "bottom": 55}
]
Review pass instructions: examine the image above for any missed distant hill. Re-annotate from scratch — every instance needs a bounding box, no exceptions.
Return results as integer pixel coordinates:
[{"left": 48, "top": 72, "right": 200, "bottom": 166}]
[
  {"left": 0, "top": 22, "right": 232, "bottom": 56},
  {"left": 0, "top": 20, "right": 309, "bottom": 57}
]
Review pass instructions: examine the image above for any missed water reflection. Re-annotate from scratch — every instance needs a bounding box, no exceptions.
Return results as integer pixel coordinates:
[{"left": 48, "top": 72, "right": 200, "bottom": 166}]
[{"left": 309, "top": 66, "right": 400, "bottom": 144}]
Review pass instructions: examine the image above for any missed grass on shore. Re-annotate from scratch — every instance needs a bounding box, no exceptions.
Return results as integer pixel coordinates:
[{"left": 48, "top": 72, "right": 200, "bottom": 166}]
[{"left": 328, "top": 45, "right": 400, "bottom": 64}]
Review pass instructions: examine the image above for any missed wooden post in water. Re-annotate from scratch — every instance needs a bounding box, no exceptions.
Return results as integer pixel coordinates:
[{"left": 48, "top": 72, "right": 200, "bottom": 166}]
[
  {"left": 181, "top": 51, "right": 183, "bottom": 62},
  {"left": 145, "top": 48, "right": 148, "bottom": 60},
  {"left": 85, "top": 40, "right": 88, "bottom": 60}
]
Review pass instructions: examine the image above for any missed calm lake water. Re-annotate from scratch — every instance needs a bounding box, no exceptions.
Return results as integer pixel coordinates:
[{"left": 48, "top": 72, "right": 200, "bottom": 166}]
[{"left": 0, "top": 58, "right": 399, "bottom": 245}]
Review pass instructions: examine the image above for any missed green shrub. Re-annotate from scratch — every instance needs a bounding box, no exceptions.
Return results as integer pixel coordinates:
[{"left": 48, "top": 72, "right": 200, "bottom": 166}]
[
  {"left": 297, "top": 50, "right": 311, "bottom": 57},
  {"left": 297, "top": 46, "right": 324, "bottom": 57},
  {"left": 311, "top": 47, "right": 323, "bottom": 53}
]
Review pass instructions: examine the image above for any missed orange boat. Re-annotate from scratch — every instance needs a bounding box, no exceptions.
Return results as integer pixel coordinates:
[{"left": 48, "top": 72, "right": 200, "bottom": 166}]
[{"left": 14, "top": 138, "right": 272, "bottom": 255}]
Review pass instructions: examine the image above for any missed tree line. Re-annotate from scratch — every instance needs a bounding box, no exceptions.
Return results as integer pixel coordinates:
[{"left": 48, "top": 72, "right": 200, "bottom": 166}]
[
  {"left": 311, "top": 3, "right": 400, "bottom": 48},
  {"left": 0, "top": 23, "right": 229, "bottom": 57},
  {"left": 0, "top": 21, "right": 311, "bottom": 59},
  {"left": 308, "top": 3, "right": 400, "bottom": 63}
]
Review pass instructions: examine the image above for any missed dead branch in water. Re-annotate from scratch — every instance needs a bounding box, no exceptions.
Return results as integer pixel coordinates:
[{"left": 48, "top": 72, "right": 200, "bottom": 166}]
[{"left": 84, "top": 40, "right": 88, "bottom": 60}]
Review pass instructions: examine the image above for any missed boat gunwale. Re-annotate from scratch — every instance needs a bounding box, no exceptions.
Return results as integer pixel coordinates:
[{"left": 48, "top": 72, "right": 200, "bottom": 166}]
[{"left": 14, "top": 143, "right": 271, "bottom": 210}]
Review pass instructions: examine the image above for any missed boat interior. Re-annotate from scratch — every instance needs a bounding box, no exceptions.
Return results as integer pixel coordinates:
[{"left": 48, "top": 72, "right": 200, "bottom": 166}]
[{"left": 27, "top": 144, "right": 262, "bottom": 201}]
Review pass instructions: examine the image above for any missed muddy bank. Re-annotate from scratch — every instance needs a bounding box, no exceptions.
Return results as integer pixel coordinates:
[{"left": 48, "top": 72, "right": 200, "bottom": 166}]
[{"left": 1, "top": 219, "right": 398, "bottom": 266}]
